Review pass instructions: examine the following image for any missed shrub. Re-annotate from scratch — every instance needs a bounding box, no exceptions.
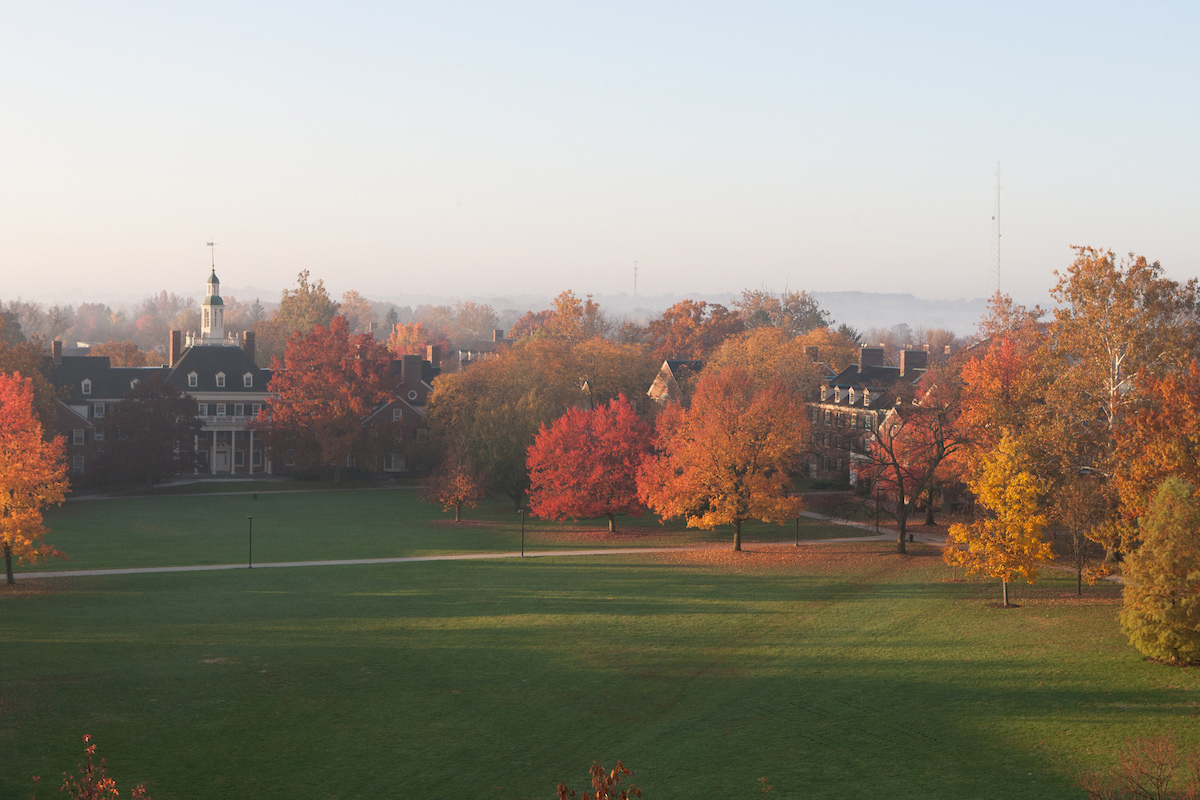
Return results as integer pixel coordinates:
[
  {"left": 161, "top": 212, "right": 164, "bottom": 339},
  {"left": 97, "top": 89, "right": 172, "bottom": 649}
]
[{"left": 1120, "top": 477, "right": 1200, "bottom": 664}]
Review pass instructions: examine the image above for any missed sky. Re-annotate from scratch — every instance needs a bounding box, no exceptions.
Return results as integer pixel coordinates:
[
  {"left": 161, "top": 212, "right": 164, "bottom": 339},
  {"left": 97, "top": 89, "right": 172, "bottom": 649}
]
[{"left": 2, "top": 2, "right": 1197, "bottom": 307}]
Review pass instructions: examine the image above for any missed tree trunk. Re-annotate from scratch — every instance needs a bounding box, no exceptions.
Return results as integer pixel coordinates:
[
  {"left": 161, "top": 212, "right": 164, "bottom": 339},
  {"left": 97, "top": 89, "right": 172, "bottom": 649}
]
[
  {"left": 454, "top": 503, "right": 461, "bottom": 523},
  {"left": 733, "top": 519, "right": 742, "bottom": 552},
  {"left": 1002, "top": 579, "right": 1010, "bottom": 608},
  {"left": 1077, "top": 567, "right": 1083, "bottom": 597},
  {"left": 4, "top": 543, "right": 13, "bottom": 586},
  {"left": 607, "top": 514, "right": 615, "bottom": 534},
  {"left": 896, "top": 501, "right": 908, "bottom": 555},
  {"left": 924, "top": 486, "right": 936, "bottom": 526}
]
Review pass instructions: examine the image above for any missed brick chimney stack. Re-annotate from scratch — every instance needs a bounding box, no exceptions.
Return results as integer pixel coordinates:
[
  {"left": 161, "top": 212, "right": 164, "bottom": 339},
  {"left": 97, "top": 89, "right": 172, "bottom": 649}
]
[
  {"left": 170, "top": 331, "right": 182, "bottom": 367},
  {"left": 242, "top": 331, "right": 256, "bottom": 365},
  {"left": 493, "top": 329, "right": 505, "bottom": 343},
  {"left": 900, "top": 348, "right": 928, "bottom": 377},
  {"left": 426, "top": 344, "right": 441, "bottom": 369},
  {"left": 858, "top": 346, "right": 885, "bottom": 372},
  {"left": 401, "top": 353, "right": 422, "bottom": 388},
  {"left": 52, "top": 340, "right": 63, "bottom": 366}
]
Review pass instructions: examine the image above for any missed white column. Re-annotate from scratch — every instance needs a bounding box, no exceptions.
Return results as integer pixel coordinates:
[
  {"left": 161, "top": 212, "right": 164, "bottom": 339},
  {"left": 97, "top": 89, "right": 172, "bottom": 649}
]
[
  {"left": 211, "top": 430, "right": 217, "bottom": 474},
  {"left": 249, "top": 429, "right": 255, "bottom": 475}
]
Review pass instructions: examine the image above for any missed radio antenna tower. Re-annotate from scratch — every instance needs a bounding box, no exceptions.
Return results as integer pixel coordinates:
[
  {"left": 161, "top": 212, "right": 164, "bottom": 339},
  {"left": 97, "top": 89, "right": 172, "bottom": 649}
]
[
  {"left": 633, "top": 261, "right": 639, "bottom": 296},
  {"left": 988, "top": 164, "right": 1001, "bottom": 297}
]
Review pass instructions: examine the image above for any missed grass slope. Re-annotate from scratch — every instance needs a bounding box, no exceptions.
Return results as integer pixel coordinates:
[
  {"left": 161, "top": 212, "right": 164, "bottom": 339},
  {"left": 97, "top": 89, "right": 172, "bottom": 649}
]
[{"left": 4, "top": 535, "right": 1197, "bottom": 799}]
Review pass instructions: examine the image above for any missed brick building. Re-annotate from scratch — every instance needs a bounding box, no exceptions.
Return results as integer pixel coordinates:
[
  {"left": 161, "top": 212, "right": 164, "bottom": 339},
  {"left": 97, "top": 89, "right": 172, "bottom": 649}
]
[{"left": 807, "top": 345, "right": 928, "bottom": 483}]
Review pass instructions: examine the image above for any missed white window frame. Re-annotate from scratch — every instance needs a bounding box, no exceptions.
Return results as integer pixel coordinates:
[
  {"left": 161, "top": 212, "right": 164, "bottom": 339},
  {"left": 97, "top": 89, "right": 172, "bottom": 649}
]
[
  {"left": 81, "top": 379, "right": 92, "bottom": 396},
  {"left": 216, "top": 372, "right": 226, "bottom": 388},
  {"left": 73, "top": 455, "right": 85, "bottom": 473},
  {"left": 234, "top": 403, "right": 244, "bottom": 417},
  {"left": 94, "top": 402, "right": 105, "bottom": 419},
  {"left": 216, "top": 403, "right": 226, "bottom": 417},
  {"left": 188, "top": 372, "right": 198, "bottom": 388},
  {"left": 392, "top": 408, "right": 402, "bottom": 422},
  {"left": 243, "top": 373, "right": 254, "bottom": 388},
  {"left": 73, "top": 429, "right": 85, "bottom": 445},
  {"left": 94, "top": 430, "right": 105, "bottom": 442}
]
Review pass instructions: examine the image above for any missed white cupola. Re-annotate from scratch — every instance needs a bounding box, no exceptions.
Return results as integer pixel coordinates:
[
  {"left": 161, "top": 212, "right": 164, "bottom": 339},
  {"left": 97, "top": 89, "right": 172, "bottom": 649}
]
[{"left": 201, "top": 268, "right": 225, "bottom": 343}]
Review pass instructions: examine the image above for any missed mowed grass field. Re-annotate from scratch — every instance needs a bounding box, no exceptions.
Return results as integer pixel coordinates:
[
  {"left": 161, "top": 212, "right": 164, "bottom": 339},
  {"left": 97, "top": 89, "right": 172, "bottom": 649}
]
[
  {"left": 22, "top": 488, "right": 863, "bottom": 572},
  {"left": 3, "top": 490, "right": 1199, "bottom": 798}
]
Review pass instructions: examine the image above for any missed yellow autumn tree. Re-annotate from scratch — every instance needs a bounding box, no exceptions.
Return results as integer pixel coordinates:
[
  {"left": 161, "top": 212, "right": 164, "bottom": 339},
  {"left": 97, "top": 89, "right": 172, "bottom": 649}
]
[
  {"left": 944, "top": 430, "right": 1051, "bottom": 607},
  {"left": 637, "top": 365, "right": 806, "bottom": 551},
  {"left": 1, "top": 372, "right": 70, "bottom": 584}
]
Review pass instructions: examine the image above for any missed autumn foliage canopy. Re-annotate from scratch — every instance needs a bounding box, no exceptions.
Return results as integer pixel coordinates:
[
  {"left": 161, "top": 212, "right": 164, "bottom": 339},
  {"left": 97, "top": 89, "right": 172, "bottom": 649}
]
[
  {"left": 527, "top": 395, "right": 652, "bottom": 532},
  {"left": 638, "top": 366, "right": 806, "bottom": 551},
  {"left": 257, "top": 316, "right": 394, "bottom": 475},
  {"left": 0, "top": 371, "right": 69, "bottom": 584}
]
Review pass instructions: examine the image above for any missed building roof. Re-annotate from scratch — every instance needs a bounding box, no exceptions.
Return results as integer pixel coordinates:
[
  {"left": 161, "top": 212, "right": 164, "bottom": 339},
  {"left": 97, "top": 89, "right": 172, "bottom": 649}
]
[
  {"left": 165, "top": 345, "right": 272, "bottom": 392},
  {"left": 48, "top": 356, "right": 170, "bottom": 402}
]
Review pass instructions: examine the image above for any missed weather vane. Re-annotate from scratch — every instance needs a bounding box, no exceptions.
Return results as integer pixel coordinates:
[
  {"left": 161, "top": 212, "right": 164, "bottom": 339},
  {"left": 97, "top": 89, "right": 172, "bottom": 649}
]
[{"left": 207, "top": 239, "right": 217, "bottom": 269}]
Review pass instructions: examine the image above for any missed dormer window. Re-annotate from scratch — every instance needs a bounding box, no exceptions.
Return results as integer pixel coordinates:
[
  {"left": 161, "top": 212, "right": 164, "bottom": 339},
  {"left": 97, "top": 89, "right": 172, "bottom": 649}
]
[
  {"left": 848, "top": 388, "right": 857, "bottom": 405},
  {"left": 243, "top": 372, "right": 254, "bottom": 388},
  {"left": 81, "top": 379, "right": 92, "bottom": 396},
  {"left": 835, "top": 387, "right": 843, "bottom": 403},
  {"left": 216, "top": 372, "right": 226, "bottom": 388},
  {"left": 863, "top": 389, "right": 872, "bottom": 408},
  {"left": 820, "top": 386, "right": 828, "bottom": 401},
  {"left": 130, "top": 379, "right": 140, "bottom": 390},
  {"left": 188, "top": 372, "right": 198, "bottom": 388}
]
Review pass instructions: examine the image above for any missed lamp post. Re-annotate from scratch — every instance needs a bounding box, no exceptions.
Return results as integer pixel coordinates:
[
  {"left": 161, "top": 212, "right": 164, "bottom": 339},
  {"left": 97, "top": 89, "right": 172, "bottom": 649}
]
[
  {"left": 247, "top": 516, "right": 254, "bottom": 569},
  {"left": 519, "top": 508, "right": 525, "bottom": 557},
  {"left": 795, "top": 517, "right": 800, "bottom": 547}
]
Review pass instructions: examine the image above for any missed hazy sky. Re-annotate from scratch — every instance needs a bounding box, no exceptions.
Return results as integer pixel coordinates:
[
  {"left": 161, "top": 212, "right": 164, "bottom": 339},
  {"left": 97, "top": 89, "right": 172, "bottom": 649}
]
[{"left": 3, "top": 2, "right": 1197, "bottom": 306}]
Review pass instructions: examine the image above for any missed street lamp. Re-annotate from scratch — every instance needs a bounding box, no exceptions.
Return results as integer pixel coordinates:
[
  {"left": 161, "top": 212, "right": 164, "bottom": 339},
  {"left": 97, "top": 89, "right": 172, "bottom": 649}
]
[
  {"left": 247, "top": 516, "right": 254, "bottom": 569},
  {"left": 519, "top": 508, "right": 525, "bottom": 557}
]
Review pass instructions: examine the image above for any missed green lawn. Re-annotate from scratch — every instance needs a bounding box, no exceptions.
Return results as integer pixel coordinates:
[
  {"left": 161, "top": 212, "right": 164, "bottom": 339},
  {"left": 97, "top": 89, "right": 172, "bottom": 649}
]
[
  {"left": 3, "top": 493, "right": 1196, "bottom": 799},
  {"left": 27, "top": 490, "right": 864, "bottom": 572}
]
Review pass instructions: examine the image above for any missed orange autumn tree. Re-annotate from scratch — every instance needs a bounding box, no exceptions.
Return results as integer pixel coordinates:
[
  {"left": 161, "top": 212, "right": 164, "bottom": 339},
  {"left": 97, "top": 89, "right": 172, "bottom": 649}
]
[
  {"left": 1112, "top": 363, "right": 1200, "bottom": 523},
  {"left": 1, "top": 372, "right": 69, "bottom": 585},
  {"left": 422, "top": 451, "right": 486, "bottom": 522},
  {"left": 527, "top": 395, "right": 652, "bottom": 533},
  {"left": 638, "top": 366, "right": 806, "bottom": 551},
  {"left": 387, "top": 321, "right": 449, "bottom": 357},
  {"left": 944, "top": 430, "right": 1051, "bottom": 607},
  {"left": 256, "top": 316, "right": 394, "bottom": 481},
  {"left": 646, "top": 299, "right": 745, "bottom": 361}
]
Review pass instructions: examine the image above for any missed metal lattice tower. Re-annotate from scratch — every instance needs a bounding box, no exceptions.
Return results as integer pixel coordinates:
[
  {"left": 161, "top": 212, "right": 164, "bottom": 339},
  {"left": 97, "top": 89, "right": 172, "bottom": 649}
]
[{"left": 988, "top": 163, "right": 1001, "bottom": 296}]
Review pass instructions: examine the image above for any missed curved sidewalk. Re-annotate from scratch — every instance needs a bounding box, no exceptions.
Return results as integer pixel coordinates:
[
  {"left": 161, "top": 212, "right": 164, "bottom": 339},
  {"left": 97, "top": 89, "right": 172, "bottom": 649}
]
[{"left": 11, "top": 530, "right": 901, "bottom": 581}]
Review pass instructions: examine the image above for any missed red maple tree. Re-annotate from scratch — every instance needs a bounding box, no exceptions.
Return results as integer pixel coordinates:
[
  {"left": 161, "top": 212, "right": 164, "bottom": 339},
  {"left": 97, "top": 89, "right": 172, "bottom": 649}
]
[
  {"left": 256, "top": 316, "right": 395, "bottom": 480},
  {"left": 526, "top": 395, "right": 652, "bottom": 532},
  {"left": 0, "top": 372, "right": 69, "bottom": 584}
]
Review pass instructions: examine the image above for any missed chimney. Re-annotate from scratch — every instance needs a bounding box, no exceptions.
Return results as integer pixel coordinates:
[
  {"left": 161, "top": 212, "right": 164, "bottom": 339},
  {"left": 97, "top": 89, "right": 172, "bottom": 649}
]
[
  {"left": 805, "top": 346, "right": 819, "bottom": 363},
  {"left": 52, "top": 340, "right": 63, "bottom": 366},
  {"left": 401, "top": 353, "right": 422, "bottom": 387},
  {"left": 426, "top": 344, "right": 441, "bottom": 369},
  {"left": 900, "top": 348, "right": 928, "bottom": 377},
  {"left": 943, "top": 344, "right": 952, "bottom": 356},
  {"left": 858, "top": 346, "right": 885, "bottom": 372},
  {"left": 169, "top": 331, "right": 182, "bottom": 367},
  {"left": 493, "top": 329, "right": 505, "bottom": 343},
  {"left": 242, "top": 331, "right": 256, "bottom": 365}
]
